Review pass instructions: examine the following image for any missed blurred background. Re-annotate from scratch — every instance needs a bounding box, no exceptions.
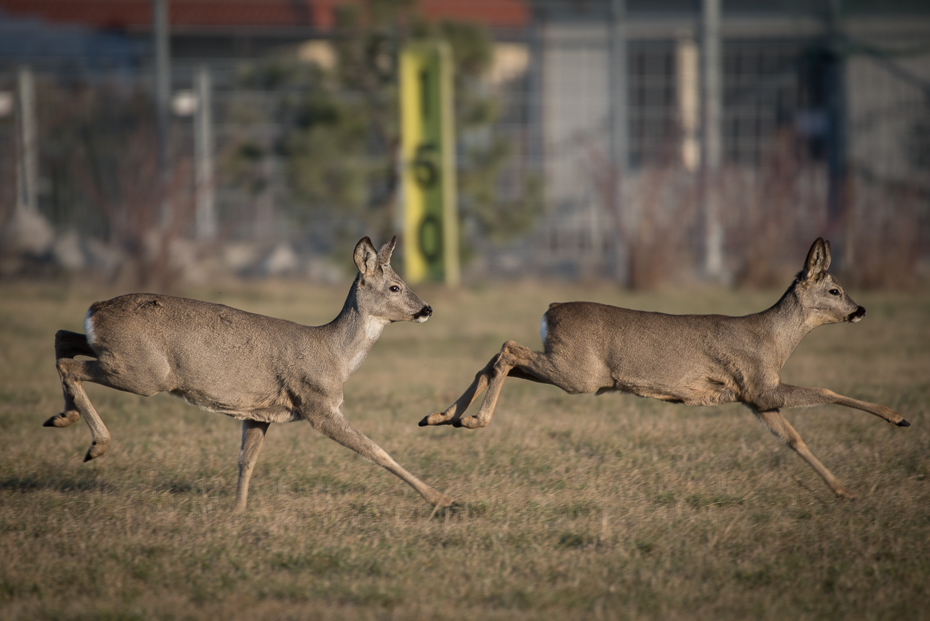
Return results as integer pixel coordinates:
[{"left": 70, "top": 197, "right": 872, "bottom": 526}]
[{"left": 0, "top": 0, "right": 927, "bottom": 290}]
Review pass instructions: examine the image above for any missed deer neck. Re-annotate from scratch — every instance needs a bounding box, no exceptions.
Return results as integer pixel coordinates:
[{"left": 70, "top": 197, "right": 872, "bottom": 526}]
[
  {"left": 757, "top": 285, "right": 816, "bottom": 369},
  {"left": 327, "top": 283, "right": 390, "bottom": 380}
]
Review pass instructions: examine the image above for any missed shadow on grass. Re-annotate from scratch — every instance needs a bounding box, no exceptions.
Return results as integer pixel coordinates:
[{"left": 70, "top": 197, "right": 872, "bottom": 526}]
[
  {"left": 0, "top": 472, "right": 108, "bottom": 493},
  {"left": 0, "top": 472, "right": 228, "bottom": 505},
  {"left": 156, "top": 478, "right": 222, "bottom": 495}
]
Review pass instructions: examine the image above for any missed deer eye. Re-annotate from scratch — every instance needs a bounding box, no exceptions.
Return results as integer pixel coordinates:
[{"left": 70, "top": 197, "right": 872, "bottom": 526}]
[
  {"left": 828, "top": 289, "right": 840, "bottom": 296},
  {"left": 389, "top": 285, "right": 400, "bottom": 293}
]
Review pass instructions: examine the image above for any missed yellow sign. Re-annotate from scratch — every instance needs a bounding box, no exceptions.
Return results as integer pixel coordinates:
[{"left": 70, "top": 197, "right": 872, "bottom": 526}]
[{"left": 399, "top": 41, "right": 459, "bottom": 285}]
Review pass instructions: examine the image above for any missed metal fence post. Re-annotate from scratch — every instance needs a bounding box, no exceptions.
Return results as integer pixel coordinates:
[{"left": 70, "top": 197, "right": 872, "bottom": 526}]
[
  {"left": 153, "top": 0, "right": 172, "bottom": 230},
  {"left": 195, "top": 65, "right": 216, "bottom": 240},
  {"left": 609, "top": 0, "right": 630, "bottom": 285},
  {"left": 702, "top": 0, "right": 724, "bottom": 279}
]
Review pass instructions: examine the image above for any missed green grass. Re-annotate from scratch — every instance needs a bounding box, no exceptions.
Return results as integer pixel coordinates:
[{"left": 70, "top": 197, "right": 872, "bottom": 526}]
[{"left": 0, "top": 279, "right": 927, "bottom": 620}]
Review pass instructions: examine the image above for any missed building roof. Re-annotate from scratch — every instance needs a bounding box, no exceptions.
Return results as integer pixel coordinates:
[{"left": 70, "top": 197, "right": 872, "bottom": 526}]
[{"left": 0, "top": 0, "right": 530, "bottom": 33}]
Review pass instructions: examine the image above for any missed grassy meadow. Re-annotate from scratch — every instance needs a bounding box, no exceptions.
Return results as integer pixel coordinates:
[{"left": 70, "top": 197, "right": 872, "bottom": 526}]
[{"left": 0, "top": 278, "right": 928, "bottom": 620}]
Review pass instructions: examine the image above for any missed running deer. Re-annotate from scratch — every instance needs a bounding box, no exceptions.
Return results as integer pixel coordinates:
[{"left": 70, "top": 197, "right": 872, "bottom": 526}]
[
  {"left": 421, "top": 238, "right": 909, "bottom": 498},
  {"left": 49, "top": 236, "right": 454, "bottom": 511}
]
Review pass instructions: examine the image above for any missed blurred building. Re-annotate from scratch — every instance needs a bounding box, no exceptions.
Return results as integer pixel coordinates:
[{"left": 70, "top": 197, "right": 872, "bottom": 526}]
[
  {"left": 528, "top": 0, "right": 929, "bottom": 285},
  {"left": 0, "top": 0, "right": 927, "bottom": 285}
]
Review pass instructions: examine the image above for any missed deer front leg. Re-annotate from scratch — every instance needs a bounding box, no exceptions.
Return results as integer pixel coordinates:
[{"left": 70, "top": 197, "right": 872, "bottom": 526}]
[
  {"left": 54, "top": 358, "right": 111, "bottom": 461},
  {"left": 752, "top": 407, "right": 853, "bottom": 498},
  {"left": 308, "top": 407, "right": 454, "bottom": 507},
  {"left": 234, "top": 420, "right": 270, "bottom": 513},
  {"left": 775, "top": 384, "right": 909, "bottom": 426},
  {"left": 419, "top": 353, "right": 500, "bottom": 427}
]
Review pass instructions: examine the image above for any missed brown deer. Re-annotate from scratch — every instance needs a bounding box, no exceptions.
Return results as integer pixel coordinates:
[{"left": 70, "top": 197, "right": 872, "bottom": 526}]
[
  {"left": 421, "top": 238, "right": 909, "bottom": 498},
  {"left": 48, "top": 236, "right": 454, "bottom": 511}
]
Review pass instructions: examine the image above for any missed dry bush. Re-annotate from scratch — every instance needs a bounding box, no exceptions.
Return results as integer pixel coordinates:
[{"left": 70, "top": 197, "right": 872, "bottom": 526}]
[
  {"left": 625, "top": 166, "right": 700, "bottom": 289},
  {"left": 727, "top": 132, "right": 829, "bottom": 289},
  {"left": 587, "top": 140, "right": 699, "bottom": 289},
  {"left": 68, "top": 121, "right": 198, "bottom": 290},
  {"left": 842, "top": 177, "right": 928, "bottom": 290},
  {"left": 581, "top": 126, "right": 926, "bottom": 290}
]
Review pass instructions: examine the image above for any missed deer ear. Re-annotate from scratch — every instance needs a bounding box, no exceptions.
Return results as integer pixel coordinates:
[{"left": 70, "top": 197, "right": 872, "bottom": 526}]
[
  {"left": 353, "top": 237, "right": 378, "bottom": 275},
  {"left": 377, "top": 236, "right": 397, "bottom": 265},
  {"left": 804, "top": 237, "right": 831, "bottom": 280}
]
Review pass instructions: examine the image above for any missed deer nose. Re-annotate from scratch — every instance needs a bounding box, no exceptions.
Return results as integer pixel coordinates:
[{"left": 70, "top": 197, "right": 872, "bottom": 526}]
[
  {"left": 848, "top": 306, "right": 866, "bottom": 322},
  {"left": 415, "top": 305, "right": 432, "bottom": 319}
]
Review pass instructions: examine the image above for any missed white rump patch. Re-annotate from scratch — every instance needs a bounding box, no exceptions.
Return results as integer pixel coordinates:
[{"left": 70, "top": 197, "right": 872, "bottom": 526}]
[
  {"left": 540, "top": 315, "right": 548, "bottom": 344},
  {"left": 84, "top": 309, "right": 97, "bottom": 345}
]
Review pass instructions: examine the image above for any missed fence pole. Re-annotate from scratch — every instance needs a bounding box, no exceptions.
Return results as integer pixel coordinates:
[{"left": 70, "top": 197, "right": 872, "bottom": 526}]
[
  {"left": 15, "top": 66, "right": 38, "bottom": 215},
  {"left": 153, "top": 0, "right": 172, "bottom": 230},
  {"left": 195, "top": 65, "right": 216, "bottom": 240},
  {"left": 825, "top": 4, "right": 848, "bottom": 235},
  {"left": 701, "top": 0, "right": 724, "bottom": 279},
  {"left": 609, "top": 0, "right": 630, "bottom": 285},
  {"left": 677, "top": 35, "right": 701, "bottom": 172}
]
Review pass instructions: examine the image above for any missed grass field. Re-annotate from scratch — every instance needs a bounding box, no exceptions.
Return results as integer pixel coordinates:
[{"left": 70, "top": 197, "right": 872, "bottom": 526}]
[{"left": 1, "top": 278, "right": 928, "bottom": 620}]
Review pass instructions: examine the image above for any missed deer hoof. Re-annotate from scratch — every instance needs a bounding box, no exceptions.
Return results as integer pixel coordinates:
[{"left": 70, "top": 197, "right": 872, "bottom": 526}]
[
  {"left": 454, "top": 416, "right": 486, "bottom": 430},
  {"left": 427, "top": 494, "right": 459, "bottom": 511},
  {"left": 83, "top": 440, "right": 109, "bottom": 462},
  {"left": 44, "top": 411, "right": 80, "bottom": 428},
  {"left": 897, "top": 419, "right": 911, "bottom": 427},
  {"left": 419, "top": 412, "right": 451, "bottom": 427}
]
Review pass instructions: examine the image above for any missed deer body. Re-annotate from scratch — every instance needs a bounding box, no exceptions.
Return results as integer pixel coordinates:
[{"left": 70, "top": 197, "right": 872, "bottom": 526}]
[
  {"left": 49, "top": 237, "right": 454, "bottom": 511},
  {"left": 536, "top": 301, "right": 807, "bottom": 407},
  {"left": 422, "top": 239, "right": 909, "bottom": 498},
  {"left": 81, "top": 296, "right": 356, "bottom": 422}
]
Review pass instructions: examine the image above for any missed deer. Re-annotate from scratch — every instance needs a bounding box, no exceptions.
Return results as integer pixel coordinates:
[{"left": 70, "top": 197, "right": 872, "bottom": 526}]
[
  {"left": 420, "top": 238, "right": 909, "bottom": 499},
  {"left": 47, "top": 236, "right": 455, "bottom": 512}
]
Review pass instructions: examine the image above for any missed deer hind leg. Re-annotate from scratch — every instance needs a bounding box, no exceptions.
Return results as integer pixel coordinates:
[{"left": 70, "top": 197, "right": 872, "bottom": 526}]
[
  {"left": 419, "top": 353, "right": 500, "bottom": 427},
  {"left": 46, "top": 330, "right": 97, "bottom": 428},
  {"left": 54, "top": 357, "right": 112, "bottom": 461},
  {"left": 454, "top": 340, "right": 553, "bottom": 430},
  {"left": 234, "top": 420, "right": 270, "bottom": 512},
  {"left": 309, "top": 408, "right": 454, "bottom": 508},
  {"left": 753, "top": 408, "right": 853, "bottom": 499}
]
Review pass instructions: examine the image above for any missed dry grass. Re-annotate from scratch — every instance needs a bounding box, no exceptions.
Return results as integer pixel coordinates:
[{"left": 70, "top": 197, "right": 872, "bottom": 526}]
[{"left": 1, "top": 279, "right": 927, "bottom": 620}]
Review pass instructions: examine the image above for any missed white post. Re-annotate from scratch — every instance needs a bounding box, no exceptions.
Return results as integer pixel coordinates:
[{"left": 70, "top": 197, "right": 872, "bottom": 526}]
[
  {"left": 8, "top": 65, "right": 54, "bottom": 259},
  {"left": 194, "top": 66, "right": 216, "bottom": 240},
  {"left": 16, "top": 66, "right": 38, "bottom": 215},
  {"left": 676, "top": 34, "right": 700, "bottom": 172}
]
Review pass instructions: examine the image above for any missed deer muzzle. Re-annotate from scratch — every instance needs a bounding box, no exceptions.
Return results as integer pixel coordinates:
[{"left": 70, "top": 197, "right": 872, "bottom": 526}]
[
  {"left": 848, "top": 306, "right": 866, "bottom": 323},
  {"left": 413, "top": 305, "right": 433, "bottom": 323}
]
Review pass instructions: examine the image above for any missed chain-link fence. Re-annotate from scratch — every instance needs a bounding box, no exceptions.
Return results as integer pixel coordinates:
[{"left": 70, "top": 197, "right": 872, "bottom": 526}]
[
  {"left": 1, "top": 2, "right": 928, "bottom": 287},
  {"left": 523, "top": 7, "right": 930, "bottom": 287}
]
